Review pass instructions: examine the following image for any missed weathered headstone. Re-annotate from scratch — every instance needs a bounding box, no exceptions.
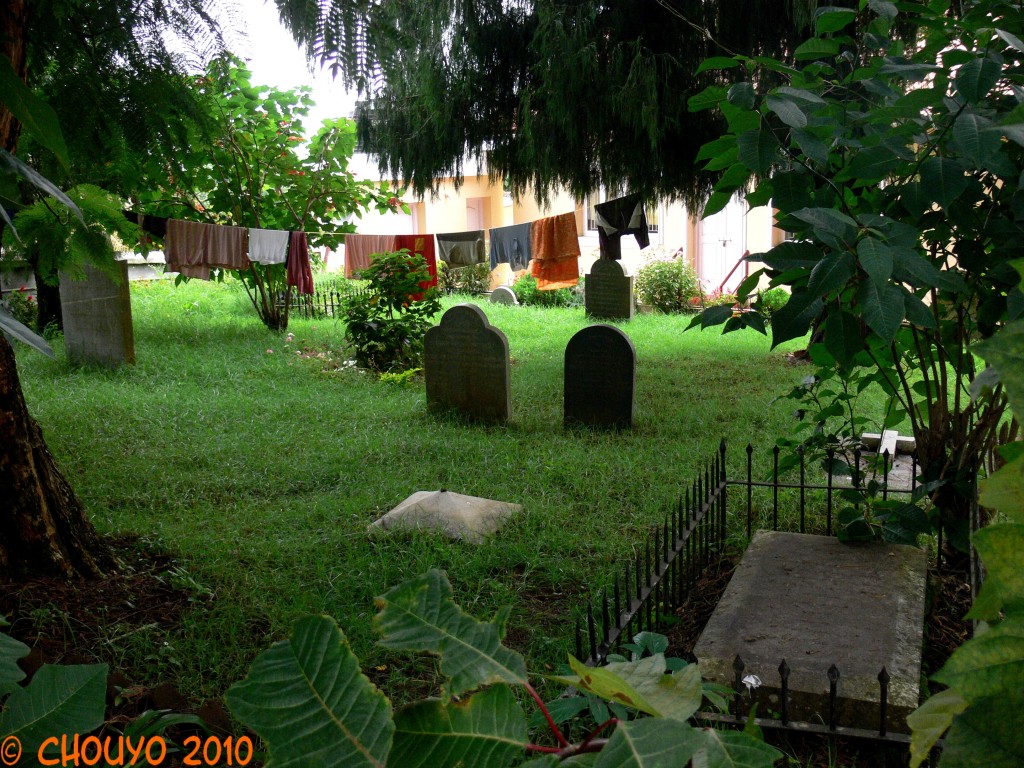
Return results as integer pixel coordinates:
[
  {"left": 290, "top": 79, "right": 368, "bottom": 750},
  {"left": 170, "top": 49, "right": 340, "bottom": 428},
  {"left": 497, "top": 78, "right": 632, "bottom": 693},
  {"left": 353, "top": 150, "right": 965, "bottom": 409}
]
[
  {"left": 369, "top": 489, "right": 522, "bottom": 544},
  {"left": 585, "top": 259, "right": 634, "bottom": 320},
  {"left": 564, "top": 324, "right": 635, "bottom": 429},
  {"left": 693, "top": 531, "right": 927, "bottom": 733},
  {"left": 489, "top": 286, "right": 519, "bottom": 306},
  {"left": 424, "top": 303, "right": 511, "bottom": 423},
  {"left": 59, "top": 262, "right": 135, "bottom": 368}
]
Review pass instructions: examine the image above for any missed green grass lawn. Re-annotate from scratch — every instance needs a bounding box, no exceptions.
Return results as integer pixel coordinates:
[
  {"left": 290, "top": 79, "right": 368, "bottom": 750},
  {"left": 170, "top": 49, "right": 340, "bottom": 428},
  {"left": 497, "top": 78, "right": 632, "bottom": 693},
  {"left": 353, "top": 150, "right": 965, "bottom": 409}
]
[{"left": 13, "top": 278, "right": 880, "bottom": 704}]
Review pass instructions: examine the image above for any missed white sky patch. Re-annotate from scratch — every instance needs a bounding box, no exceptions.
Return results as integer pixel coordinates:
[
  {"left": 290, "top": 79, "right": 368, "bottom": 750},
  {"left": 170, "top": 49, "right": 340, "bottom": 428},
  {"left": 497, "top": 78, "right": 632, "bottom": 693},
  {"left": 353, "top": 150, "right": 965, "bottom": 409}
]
[{"left": 230, "top": 0, "right": 359, "bottom": 130}]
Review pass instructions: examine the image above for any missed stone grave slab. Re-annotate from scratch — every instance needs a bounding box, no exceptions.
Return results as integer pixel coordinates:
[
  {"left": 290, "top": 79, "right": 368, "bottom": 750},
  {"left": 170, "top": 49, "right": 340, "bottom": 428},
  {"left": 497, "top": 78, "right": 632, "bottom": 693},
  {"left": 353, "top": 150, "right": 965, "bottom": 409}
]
[
  {"left": 369, "top": 489, "right": 521, "bottom": 544},
  {"left": 564, "top": 324, "right": 635, "bottom": 430},
  {"left": 585, "top": 259, "right": 634, "bottom": 320},
  {"left": 489, "top": 286, "right": 519, "bottom": 305},
  {"left": 424, "top": 303, "right": 511, "bottom": 423},
  {"left": 60, "top": 261, "right": 135, "bottom": 368},
  {"left": 693, "top": 531, "right": 927, "bottom": 733}
]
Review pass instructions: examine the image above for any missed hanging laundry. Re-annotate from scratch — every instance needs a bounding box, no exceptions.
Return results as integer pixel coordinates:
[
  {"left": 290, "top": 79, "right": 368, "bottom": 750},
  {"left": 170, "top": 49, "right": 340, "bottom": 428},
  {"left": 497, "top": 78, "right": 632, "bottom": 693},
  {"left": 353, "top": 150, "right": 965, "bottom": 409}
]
[
  {"left": 593, "top": 193, "right": 649, "bottom": 260},
  {"left": 394, "top": 233, "right": 438, "bottom": 299},
  {"left": 122, "top": 211, "right": 169, "bottom": 239},
  {"left": 530, "top": 212, "right": 580, "bottom": 290},
  {"left": 286, "top": 231, "right": 314, "bottom": 295},
  {"left": 248, "top": 228, "right": 290, "bottom": 265},
  {"left": 488, "top": 222, "right": 533, "bottom": 271},
  {"left": 164, "top": 219, "right": 249, "bottom": 280},
  {"left": 436, "top": 230, "right": 486, "bottom": 267},
  {"left": 345, "top": 234, "right": 397, "bottom": 278}
]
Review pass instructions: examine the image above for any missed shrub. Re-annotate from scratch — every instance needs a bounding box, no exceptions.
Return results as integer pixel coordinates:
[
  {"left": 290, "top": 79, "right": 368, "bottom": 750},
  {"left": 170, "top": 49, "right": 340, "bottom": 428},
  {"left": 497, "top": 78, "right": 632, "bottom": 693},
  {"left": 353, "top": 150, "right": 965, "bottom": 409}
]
[
  {"left": 342, "top": 250, "right": 441, "bottom": 372},
  {"left": 702, "top": 290, "right": 739, "bottom": 308},
  {"left": 755, "top": 287, "right": 789, "bottom": 318},
  {"left": 1, "top": 288, "right": 38, "bottom": 328},
  {"left": 635, "top": 257, "right": 701, "bottom": 313},
  {"left": 511, "top": 274, "right": 582, "bottom": 307},
  {"left": 437, "top": 261, "right": 490, "bottom": 295}
]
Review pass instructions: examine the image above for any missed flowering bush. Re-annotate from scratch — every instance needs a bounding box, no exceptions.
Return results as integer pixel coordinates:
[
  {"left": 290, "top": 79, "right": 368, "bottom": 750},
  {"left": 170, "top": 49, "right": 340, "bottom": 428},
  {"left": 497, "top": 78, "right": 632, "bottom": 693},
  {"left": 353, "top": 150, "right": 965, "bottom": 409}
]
[
  {"left": 1, "top": 287, "right": 38, "bottom": 328},
  {"left": 635, "top": 255, "right": 700, "bottom": 313}
]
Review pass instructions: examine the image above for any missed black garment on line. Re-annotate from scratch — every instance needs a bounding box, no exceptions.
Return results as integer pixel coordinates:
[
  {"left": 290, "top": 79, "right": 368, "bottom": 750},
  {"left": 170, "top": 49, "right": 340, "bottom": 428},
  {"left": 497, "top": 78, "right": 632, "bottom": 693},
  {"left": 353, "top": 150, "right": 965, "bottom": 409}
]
[
  {"left": 122, "top": 211, "right": 169, "bottom": 239},
  {"left": 593, "top": 194, "right": 649, "bottom": 260},
  {"left": 488, "top": 222, "right": 533, "bottom": 271}
]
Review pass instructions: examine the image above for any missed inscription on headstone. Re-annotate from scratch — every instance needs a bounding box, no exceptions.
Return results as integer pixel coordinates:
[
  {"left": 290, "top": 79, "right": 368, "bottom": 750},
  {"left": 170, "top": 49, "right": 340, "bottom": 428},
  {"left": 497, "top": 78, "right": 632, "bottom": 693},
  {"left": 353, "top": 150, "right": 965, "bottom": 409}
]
[
  {"left": 489, "top": 286, "right": 519, "bottom": 306},
  {"left": 585, "top": 259, "right": 634, "bottom": 320},
  {"left": 424, "top": 304, "right": 511, "bottom": 423},
  {"left": 564, "top": 324, "right": 635, "bottom": 429},
  {"left": 60, "top": 262, "right": 135, "bottom": 368}
]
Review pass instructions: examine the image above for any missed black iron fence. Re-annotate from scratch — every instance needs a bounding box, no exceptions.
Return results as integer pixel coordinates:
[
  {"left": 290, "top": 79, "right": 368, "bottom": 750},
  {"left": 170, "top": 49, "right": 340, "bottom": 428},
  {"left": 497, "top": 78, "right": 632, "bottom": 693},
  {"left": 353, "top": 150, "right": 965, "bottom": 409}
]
[
  {"left": 573, "top": 439, "right": 949, "bottom": 757},
  {"left": 283, "top": 284, "right": 370, "bottom": 320}
]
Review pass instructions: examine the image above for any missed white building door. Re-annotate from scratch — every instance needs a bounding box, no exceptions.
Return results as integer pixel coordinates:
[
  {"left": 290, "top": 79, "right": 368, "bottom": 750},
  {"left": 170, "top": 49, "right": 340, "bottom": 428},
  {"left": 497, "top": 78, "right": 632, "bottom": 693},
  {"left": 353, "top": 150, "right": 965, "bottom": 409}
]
[{"left": 697, "top": 197, "right": 747, "bottom": 294}]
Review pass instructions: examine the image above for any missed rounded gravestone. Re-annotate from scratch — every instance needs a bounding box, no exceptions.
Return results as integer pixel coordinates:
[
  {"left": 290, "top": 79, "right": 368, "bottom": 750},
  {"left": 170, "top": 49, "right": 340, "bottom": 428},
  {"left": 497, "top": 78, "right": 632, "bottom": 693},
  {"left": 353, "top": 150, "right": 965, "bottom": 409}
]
[
  {"left": 585, "top": 259, "right": 634, "bottom": 320},
  {"left": 489, "top": 286, "right": 519, "bottom": 305},
  {"left": 564, "top": 324, "right": 635, "bottom": 429},
  {"left": 424, "top": 304, "right": 511, "bottom": 423}
]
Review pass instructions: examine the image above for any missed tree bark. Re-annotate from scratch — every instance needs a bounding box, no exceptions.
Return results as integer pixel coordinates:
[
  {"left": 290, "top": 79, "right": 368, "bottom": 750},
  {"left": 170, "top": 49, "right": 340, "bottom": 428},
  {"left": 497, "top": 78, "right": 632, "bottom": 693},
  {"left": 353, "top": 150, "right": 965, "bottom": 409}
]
[
  {"left": 0, "top": 333, "right": 116, "bottom": 579},
  {"left": 1, "top": 2, "right": 116, "bottom": 580}
]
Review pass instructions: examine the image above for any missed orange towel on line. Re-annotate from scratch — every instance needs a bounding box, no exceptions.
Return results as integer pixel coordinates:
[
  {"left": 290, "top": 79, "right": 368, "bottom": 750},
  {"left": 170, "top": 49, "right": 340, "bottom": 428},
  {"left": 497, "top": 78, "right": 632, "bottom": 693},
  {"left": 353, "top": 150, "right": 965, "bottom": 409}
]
[
  {"left": 530, "top": 212, "right": 580, "bottom": 290},
  {"left": 165, "top": 219, "right": 250, "bottom": 280}
]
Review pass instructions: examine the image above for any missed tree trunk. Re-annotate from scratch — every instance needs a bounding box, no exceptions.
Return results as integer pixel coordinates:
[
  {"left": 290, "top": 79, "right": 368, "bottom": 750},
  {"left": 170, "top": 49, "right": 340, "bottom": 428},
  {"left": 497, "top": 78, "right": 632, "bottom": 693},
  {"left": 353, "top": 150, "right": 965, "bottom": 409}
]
[
  {"left": 0, "top": 333, "right": 116, "bottom": 579},
  {"left": 32, "top": 264, "right": 62, "bottom": 332}
]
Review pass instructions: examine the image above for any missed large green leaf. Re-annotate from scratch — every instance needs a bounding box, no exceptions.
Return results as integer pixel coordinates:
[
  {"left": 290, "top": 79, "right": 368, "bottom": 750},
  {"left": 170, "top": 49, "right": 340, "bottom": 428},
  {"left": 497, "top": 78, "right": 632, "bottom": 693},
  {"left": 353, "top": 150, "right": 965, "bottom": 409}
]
[
  {"left": 737, "top": 130, "right": 776, "bottom": 174},
  {"left": 836, "top": 146, "right": 900, "bottom": 186},
  {"left": 793, "top": 37, "right": 840, "bottom": 61},
  {"left": 766, "top": 94, "right": 807, "bottom": 129},
  {"left": 908, "top": 689, "right": 969, "bottom": 768},
  {"left": 390, "top": 685, "right": 526, "bottom": 768},
  {"left": 824, "top": 307, "right": 862, "bottom": 371},
  {"left": 226, "top": 615, "right": 394, "bottom": 768},
  {"left": 974, "top": 320, "right": 1024, "bottom": 414},
  {"left": 980, "top": 454, "right": 1024, "bottom": 523},
  {"left": 933, "top": 617, "right": 1024, "bottom": 701},
  {"left": 955, "top": 57, "right": 1001, "bottom": 103},
  {"left": 0, "top": 151, "right": 83, "bottom": 225},
  {"left": 0, "top": 56, "right": 69, "bottom": 166},
  {"left": 857, "top": 238, "right": 894, "bottom": 289},
  {"left": 771, "top": 290, "right": 823, "bottom": 348},
  {"left": 593, "top": 719, "right": 706, "bottom": 768},
  {"left": 815, "top": 8, "right": 856, "bottom": 34},
  {"left": 858, "top": 281, "right": 904, "bottom": 341},
  {"left": 953, "top": 112, "right": 1001, "bottom": 167},
  {"left": 790, "top": 207, "right": 858, "bottom": 250},
  {"left": 0, "top": 664, "right": 107, "bottom": 759},
  {"left": 807, "top": 252, "right": 855, "bottom": 297},
  {"left": 970, "top": 525, "right": 1024, "bottom": 615},
  {"left": 0, "top": 633, "right": 29, "bottom": 689},
  {"left": 940, "top": 688, "right": 1024, "bottom": 768},
  {"left": 697, "top": 728, "right": 784, "bottom": 768},
  {"left": 919, "top": 156, "right": 969, "bottom": 208},
  {"left": 557, "top": 655, "right": 702, "bottom": 722},
  {"left": 374, "top": 569, "right": 527, "bottom": 697}
]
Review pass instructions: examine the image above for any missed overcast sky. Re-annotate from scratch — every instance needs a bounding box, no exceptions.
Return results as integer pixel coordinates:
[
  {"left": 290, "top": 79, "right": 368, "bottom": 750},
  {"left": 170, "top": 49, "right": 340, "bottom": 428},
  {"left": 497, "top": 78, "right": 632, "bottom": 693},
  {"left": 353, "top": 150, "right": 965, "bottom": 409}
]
[{"left": 233, "top": 0, "right": 359, "bottom": 129}]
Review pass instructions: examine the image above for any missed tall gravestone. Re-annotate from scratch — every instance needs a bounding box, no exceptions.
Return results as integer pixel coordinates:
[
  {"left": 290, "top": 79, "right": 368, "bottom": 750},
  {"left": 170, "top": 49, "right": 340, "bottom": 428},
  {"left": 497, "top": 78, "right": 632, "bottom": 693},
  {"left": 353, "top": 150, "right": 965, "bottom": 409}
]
[
  {"left": 564, "top": 324, "right": 635, "bottom": 429},
  {"left": 424, "top": 304, "right": 511, "bottom": 423},
  {"left": 585, "top": 259, "right": 634, "bottom": 320},
  {"left": 60, "top": 262, "right": 135, "bottom": 368}
]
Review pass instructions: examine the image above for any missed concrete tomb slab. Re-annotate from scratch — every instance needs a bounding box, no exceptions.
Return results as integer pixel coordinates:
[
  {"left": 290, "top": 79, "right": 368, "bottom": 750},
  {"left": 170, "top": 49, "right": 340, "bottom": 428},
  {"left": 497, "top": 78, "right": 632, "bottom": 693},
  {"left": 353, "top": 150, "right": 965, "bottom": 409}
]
[
  {"left": 424, "top": 303, "right": 511, "bottom": 423},
  {"left": 489, "top": 286, "right": 519, "bottom": 305},
  {"left": 564, "top": 324, "right": 635, "bottom": 430},
  {"left": 369, "top": 489, "right": 522, "bottom": 544},
  {"left": 59, "top": 262, "right": 135, "bottom": 368},
  {"left": 585, "top": 259, "right": 634, "bottom": 320},
  {"left": 693, "top": 530, "right": 927, "bottom": 733}
]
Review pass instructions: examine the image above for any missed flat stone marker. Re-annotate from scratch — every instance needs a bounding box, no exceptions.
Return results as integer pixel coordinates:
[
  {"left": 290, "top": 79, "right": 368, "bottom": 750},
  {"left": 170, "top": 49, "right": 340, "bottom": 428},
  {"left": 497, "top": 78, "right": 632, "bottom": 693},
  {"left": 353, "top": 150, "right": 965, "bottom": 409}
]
[
  {"left": 489, "top": 286, "right": 519, "bottom": 305},
  {"left": 424, "top": 303, "right": 511, "bottom": 423},
  {"left": 369, "top": 489, "right": 522, "bottom": 544},
  {"left": 585, "top": 259, "right": 634, "bottom": 320},
  {"left": 60, "top": 261, "right": 135, "bottom": 368},
  {"left": 564, "top": 324, "right": 635, "bottom": 430},
  {"left": 693, "top": 531, "right": 927, "bottom": 733}
]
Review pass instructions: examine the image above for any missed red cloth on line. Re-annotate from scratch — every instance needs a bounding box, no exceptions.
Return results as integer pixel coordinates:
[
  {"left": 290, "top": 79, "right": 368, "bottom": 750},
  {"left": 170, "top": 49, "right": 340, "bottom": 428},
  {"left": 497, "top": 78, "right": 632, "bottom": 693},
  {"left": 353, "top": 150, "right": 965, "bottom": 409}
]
[
  {"left": 530, "top": 212, "right": 580, "bottom": 290},
  {"left": 394, "top": 234, "right": 438, "bottom": 300},
  {"left": 164, "top": 219, "right": 250, "bottom": 280},
  {"left": 286, "top": 231, "right": 314, "bottom": 295}
]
